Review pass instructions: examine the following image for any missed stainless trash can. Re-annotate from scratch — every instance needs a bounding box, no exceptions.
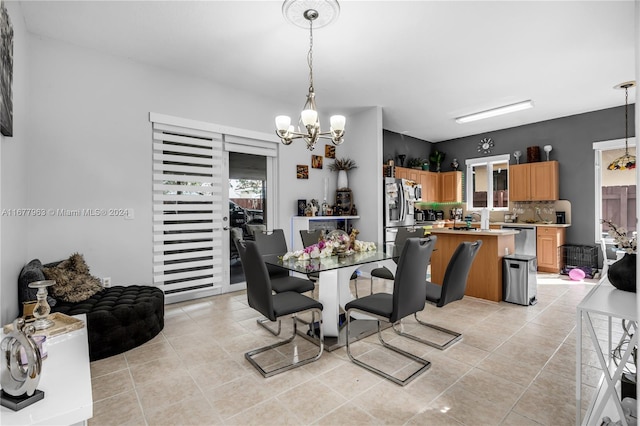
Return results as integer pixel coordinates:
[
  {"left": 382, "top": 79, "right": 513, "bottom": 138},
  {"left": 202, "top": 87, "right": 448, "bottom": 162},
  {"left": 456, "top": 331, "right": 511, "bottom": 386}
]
[{"left": 503, "top": 254, "right": 538, "bottom": 305}]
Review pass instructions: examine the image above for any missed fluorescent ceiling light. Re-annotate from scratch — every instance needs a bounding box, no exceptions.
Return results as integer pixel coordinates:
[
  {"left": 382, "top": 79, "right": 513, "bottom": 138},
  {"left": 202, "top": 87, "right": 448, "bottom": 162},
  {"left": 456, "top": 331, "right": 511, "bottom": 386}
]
[{"left": 455, "top": 100, "right": 534, "bottom": 124}]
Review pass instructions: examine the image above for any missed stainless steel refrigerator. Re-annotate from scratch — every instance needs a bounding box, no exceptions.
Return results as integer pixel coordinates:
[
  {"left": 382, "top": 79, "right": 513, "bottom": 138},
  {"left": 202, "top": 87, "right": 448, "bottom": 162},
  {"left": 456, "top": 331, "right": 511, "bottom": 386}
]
[{"left": 383, "top": 177, "right": 421, "bottom": 246}]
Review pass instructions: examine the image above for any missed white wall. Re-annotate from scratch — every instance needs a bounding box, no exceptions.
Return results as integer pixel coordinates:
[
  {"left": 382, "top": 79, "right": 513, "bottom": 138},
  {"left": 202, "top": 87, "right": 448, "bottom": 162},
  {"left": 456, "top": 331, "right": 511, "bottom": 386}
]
[
  {"left": 274, "top": 106, "right": 383, "bottom": 248},
  {"left": 1, "top": 1, "right": 30, "bottom": 325},
  {"left": 1, "top": 27, "right": 385, "bottom": 323}
]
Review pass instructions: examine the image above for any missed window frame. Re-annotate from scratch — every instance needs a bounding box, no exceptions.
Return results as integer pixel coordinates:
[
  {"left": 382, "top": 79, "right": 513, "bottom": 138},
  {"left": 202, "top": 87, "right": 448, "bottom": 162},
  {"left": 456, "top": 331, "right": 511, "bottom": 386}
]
[
  {"left": 593, "top": 137, "right": 637, "bottom": 242},
  {"left": 465, "top": 154, "right": 511, "bottom": 211}
]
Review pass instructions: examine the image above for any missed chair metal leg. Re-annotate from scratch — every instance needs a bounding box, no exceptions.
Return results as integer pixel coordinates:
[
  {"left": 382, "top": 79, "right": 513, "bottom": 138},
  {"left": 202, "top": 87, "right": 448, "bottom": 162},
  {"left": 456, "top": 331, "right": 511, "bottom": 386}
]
[
  {"left": 391, "top": 313, "right": 462, "bottom": 350},
  {"left": 246, "top": 309, "right": 324, "bottom": 378},
  {"left": 352, "top": 277, "right": 358, "bottom": 298},
  {"left": 256, "top": 317, "right": 281, "bottom": 336},
  {"left": 346, "top": 309, "right": 431, "bottom": 386}
]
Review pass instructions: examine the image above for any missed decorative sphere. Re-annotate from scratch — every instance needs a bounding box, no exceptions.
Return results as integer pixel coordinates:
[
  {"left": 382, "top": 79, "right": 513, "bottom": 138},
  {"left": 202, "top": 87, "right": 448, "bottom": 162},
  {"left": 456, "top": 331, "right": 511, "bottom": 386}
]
[{"left": 327, "top": 229, "right": 350, "bottom": 255}]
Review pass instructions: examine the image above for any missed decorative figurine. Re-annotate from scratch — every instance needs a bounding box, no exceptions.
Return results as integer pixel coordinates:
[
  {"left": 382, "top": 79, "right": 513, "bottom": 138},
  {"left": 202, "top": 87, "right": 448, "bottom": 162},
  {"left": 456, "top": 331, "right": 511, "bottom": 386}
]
[
  {"left": 348, "top": 228, "right": 360, "bottom": 250},
  {"left": 451, "top": 158, "right": 459, "bottom": 171},
  {"left": 310, "top": 199, "right": 319, "bottom": 217}
]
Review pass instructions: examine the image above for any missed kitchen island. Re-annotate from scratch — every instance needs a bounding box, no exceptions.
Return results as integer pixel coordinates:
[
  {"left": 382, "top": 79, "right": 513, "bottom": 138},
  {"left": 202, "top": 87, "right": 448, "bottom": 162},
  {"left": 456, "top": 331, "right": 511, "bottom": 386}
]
[{"left": 428, "top": 228, "right": 518, "bottom": 302}]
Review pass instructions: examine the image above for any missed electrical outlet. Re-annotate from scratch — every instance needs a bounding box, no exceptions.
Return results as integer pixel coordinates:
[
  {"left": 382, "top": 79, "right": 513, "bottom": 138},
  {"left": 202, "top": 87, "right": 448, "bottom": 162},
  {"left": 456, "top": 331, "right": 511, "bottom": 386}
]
[{"left": 102, "top": 277, "right": 111, "bottom": 288}]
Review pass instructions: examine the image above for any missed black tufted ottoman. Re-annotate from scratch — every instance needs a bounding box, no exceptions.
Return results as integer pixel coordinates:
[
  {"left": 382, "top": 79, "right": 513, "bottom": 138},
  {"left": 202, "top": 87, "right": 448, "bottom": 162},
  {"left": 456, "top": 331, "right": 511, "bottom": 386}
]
[
  {"left": 18, "top": 259, "right": 165, "bottom": 361},
  {"left": 52, "top": 286, "right": 164, "bottom": 361}
]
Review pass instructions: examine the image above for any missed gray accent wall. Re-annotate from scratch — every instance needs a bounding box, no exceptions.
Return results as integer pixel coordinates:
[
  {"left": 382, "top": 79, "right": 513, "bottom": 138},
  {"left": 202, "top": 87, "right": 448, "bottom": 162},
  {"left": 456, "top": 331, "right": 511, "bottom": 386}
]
[{"left": 384, "top": 105, "right": 636, "bottom": 247}]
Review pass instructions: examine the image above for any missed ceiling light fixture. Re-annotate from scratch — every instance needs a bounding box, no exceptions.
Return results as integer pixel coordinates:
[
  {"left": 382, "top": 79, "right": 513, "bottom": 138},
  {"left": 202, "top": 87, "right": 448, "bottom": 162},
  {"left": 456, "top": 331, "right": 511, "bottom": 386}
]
[
  {"left": 455, "top": 100, "right": 534, "bottom": 124},
  {"left": 275, "top": 0, "right": 345, "bottom": 151},
  {"left": 608, "top": 81, "right": 636, "bottom": 171}
]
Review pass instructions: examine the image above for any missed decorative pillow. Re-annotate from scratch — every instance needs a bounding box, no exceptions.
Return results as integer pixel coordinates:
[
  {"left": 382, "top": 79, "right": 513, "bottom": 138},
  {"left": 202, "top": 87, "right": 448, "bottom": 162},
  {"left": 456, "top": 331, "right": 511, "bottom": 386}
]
[
  {"left": 43, "top": 253, "right": 102, "bottom": 303},
  {"left": 18, "top": 259, "right": 57, "bottom": 310}
]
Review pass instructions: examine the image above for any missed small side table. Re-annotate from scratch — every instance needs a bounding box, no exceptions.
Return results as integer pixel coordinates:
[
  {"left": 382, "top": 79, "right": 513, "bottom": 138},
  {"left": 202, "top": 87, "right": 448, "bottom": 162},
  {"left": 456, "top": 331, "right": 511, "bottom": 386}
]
[
  {"left": 576, "top": 279, "right": 637, "bottom": 425},
  {"left": 1, "top": 314, "right": 93, "bottom": 425}
]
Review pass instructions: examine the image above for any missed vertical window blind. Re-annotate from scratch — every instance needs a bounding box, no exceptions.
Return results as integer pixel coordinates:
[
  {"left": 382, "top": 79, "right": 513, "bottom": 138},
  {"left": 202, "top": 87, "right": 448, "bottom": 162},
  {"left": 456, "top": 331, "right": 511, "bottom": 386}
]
[{"left": 152, "top": 121, "right": 224, "bottom": 298}]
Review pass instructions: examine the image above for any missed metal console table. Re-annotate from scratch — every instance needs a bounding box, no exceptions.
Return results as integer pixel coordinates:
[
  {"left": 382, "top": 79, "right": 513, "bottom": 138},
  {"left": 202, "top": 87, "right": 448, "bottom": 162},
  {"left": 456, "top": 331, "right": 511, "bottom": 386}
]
[{"left": 576, "top": 278, "right": 637, "bottom": 425}]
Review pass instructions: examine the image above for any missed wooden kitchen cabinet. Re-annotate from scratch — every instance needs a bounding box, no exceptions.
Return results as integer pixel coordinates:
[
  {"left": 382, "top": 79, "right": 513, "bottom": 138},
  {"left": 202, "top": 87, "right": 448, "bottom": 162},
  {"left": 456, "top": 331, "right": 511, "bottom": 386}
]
[
  {"left": 508, "top": 164, "right": 530, "bottom": 201},
  {"left": 509, "top": 161, "right": 559, "bottom": 201},
  {"left": 439, "top": 171, "right": 463, "bottom": 203},
  {"left": 390, "top": 167, "right": 462, "bottom": 203},
  {"left": 536, "top": 226, "right": 565, "bottom": 272},
  {"left": 420, "top": 171, "right": 438, "bottom": 202},
  {"left": 394, "top": 166, "right": 420, "bottom": 181},
  {"left": 530, "top": 161, "right": 559, "bottom": 200}
]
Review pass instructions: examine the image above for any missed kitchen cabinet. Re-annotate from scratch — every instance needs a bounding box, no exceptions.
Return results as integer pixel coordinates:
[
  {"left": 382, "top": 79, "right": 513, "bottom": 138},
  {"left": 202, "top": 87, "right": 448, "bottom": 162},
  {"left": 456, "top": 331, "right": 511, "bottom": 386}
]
[
  {"left": 439, "top": 171, "right": 463, "bottom": 203},
  {"left": 393, "top": 167, "right": 461, "bottom": 203},
  {"left": 394, "top": 166, "right": 420, "bottom": 181},
  {"left": 420, "top": 171, "right": 438, "bottom": 203},
  {"left": 509, "top": 161, "right": 559, "bottom": 201},
  {"left": 536, "top": 226, "right": 565, "bottom": 272}
]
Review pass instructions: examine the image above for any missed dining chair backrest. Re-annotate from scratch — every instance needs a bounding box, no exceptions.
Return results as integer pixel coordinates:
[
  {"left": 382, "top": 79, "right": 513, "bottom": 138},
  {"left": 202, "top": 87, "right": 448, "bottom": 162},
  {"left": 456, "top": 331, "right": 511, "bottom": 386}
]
[
  {"left": 391, "top": 237, "right": 437, "bottom": 323},
  {"left": 254, "top": 229, "right": 289, "bottom": 279},
  {"left": 438, "top": 240, "right": 483, "bottom": 307},
  {"left": 235, "top": 240, "right": 275, "bottom": 321},
  {"left": 300, "top": 229, "right": 323, "bottom": 249},
  {"left": 393, "top": 227, "right": 426, "bottom": 261},
  {"left": 601, "top": 238, "right": 618, "bottom": 262}
]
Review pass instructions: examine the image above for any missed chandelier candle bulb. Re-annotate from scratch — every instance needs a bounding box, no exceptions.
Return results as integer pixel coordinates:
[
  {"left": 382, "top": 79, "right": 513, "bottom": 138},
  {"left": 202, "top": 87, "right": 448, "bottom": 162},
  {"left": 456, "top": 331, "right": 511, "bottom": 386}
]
[
  {"left": 276, "top": 115, "right": 291, "bottom": 131},
  {"left": 330, "top": 115, "right": 345, "bottom": 131},
  {"left": 301, "top": 109, "right": 318, "bottom": 126}
]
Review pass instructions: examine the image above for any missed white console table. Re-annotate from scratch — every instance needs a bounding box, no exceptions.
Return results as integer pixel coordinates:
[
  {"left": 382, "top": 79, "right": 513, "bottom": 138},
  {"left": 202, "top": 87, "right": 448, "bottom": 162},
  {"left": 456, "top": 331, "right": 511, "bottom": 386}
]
[
  {"left": 290, "top": 215, "right": 360, "bottom": 251},
  {"left": 576, "top": 279, "right": 637, "bottom": 426},
  {"left": 1, "top": 314, "right": 93, "bottom": 425}
]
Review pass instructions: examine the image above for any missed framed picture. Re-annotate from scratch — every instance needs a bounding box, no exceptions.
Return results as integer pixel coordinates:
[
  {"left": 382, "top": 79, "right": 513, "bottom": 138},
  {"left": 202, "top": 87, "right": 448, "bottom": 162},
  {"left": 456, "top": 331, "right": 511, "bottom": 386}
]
[
  {"left": 311, "top": 155, "right": 323, "bottom": 169},
  {"left": 296, "top": 165, "right": 309, "bottom": 179},
  {"left": 325, "top": 145, "right": 336, "bottom": 159},
  {"left": 1, "top": 2, "right": 14, "bottom": 137}
]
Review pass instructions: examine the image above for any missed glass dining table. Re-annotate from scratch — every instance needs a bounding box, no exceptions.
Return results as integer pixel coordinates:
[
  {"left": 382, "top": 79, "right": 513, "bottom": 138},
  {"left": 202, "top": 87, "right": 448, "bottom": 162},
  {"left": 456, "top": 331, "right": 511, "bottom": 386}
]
[{"left": 263, "top": 249, "right": 397, "bottom": 350}]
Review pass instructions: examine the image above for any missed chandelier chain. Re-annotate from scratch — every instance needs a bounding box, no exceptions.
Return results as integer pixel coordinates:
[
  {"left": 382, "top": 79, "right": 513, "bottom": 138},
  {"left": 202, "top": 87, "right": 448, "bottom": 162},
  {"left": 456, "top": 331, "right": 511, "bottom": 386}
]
[
  {"left": 624, "top": 85, "right": 629, "bottom": 154},
  {"left": 307, "top": 19, "right": 314, "bottom": 93}
]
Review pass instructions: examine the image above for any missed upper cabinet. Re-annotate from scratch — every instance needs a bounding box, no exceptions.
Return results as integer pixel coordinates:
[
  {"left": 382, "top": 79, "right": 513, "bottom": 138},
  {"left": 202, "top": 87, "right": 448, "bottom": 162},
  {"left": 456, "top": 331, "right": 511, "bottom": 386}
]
[
  {"left": 393, "top": 167, "right": 462, "bottom": 203},
  {"left": 439, "top": 171, "right": 463, "bottom": 203},
  {"left": 509, "top": 161, "right": 559, "bottom": 201}
]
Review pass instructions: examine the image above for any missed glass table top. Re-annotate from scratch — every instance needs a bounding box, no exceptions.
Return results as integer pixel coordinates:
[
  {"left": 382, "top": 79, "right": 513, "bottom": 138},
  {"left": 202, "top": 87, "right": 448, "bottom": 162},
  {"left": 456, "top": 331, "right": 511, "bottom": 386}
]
[{"left": 263, "top": 249, "right": 396, "bottom": 275}]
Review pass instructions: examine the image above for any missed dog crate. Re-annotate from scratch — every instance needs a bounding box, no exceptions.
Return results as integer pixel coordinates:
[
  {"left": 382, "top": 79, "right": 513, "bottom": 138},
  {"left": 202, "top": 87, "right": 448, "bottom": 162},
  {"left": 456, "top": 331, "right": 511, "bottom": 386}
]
[{"left": 561, "top": 244, "right": 598, "bottom": 278}]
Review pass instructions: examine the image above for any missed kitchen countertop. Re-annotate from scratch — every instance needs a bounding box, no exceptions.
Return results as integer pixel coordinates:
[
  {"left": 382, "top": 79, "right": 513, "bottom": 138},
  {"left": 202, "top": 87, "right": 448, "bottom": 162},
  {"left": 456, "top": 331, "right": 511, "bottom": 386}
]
[
  {"left": 414, "top": 220, "right": 571, "bottom": 228},
  {"left": 494, "top": 221, "right": 571, "bottom": 228},
  {"left": 429, "top": 228, "right": 519, "bottom": 236}
]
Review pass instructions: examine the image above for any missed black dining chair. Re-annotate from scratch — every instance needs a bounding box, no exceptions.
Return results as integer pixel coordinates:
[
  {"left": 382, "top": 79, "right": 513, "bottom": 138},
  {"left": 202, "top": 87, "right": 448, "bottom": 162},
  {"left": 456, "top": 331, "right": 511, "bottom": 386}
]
[
  {"left": 394, "top": 240, "right": 483, "bottom": 350},
  {"left": 253, "top": 229, "right": 315, "bottom": 335},
  {"left": 236, "top": 240, "right": 324, "bottom": 377},
  {"left": 299, "top": 229, "right": 361, "bottom": 296},
  {"left": 345, "top": 237, "right": 436, "bottom": 386},
  {"left": 369, "top": 227, "right": 425, "bottom": 294}
]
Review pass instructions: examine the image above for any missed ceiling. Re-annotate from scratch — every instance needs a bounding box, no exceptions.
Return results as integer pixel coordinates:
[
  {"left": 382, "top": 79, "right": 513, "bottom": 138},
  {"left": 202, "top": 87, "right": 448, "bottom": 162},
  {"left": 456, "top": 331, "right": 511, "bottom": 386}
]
[{"left": 18, "top": 0, "right": 638, "bottom": 142}]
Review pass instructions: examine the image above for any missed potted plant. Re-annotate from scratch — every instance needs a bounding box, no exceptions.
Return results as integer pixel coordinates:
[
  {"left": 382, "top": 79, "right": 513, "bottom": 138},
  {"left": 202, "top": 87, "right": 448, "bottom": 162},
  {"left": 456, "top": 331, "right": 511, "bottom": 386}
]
[
  {"left": 429, "top": 150, "right": 446, "bottom": 172},
  {"left": 329, "top": 157, "right": 357, "bottom": 189},
  {"left": 407, "top": 158, "right": 423, "bottom": 169}
]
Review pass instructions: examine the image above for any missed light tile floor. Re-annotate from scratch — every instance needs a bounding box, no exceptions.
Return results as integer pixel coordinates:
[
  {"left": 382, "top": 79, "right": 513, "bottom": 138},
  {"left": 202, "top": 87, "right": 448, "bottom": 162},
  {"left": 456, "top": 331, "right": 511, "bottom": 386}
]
[{"left": 88, "top": 273, "right": 613, "bottom": 426}]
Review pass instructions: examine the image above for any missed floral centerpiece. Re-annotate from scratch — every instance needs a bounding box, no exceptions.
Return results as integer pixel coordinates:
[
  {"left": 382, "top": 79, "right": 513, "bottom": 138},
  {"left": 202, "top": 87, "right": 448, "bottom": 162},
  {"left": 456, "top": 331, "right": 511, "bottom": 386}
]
[
  {"left": 601, "top": 219, "right": 636, "bottom": 292},
  {"left": 281, "top": 230, "right": 376, "bottom": 261}
]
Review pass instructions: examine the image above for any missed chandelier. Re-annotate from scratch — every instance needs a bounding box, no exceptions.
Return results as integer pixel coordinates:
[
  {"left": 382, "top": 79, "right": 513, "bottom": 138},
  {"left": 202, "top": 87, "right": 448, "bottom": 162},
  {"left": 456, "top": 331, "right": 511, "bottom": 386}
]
[
  {"left": 275, "top": 0, "right": 345, "bottom": 151},
  {"left": 608, "top": 81, "right": 636, "bottom": 170}
]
